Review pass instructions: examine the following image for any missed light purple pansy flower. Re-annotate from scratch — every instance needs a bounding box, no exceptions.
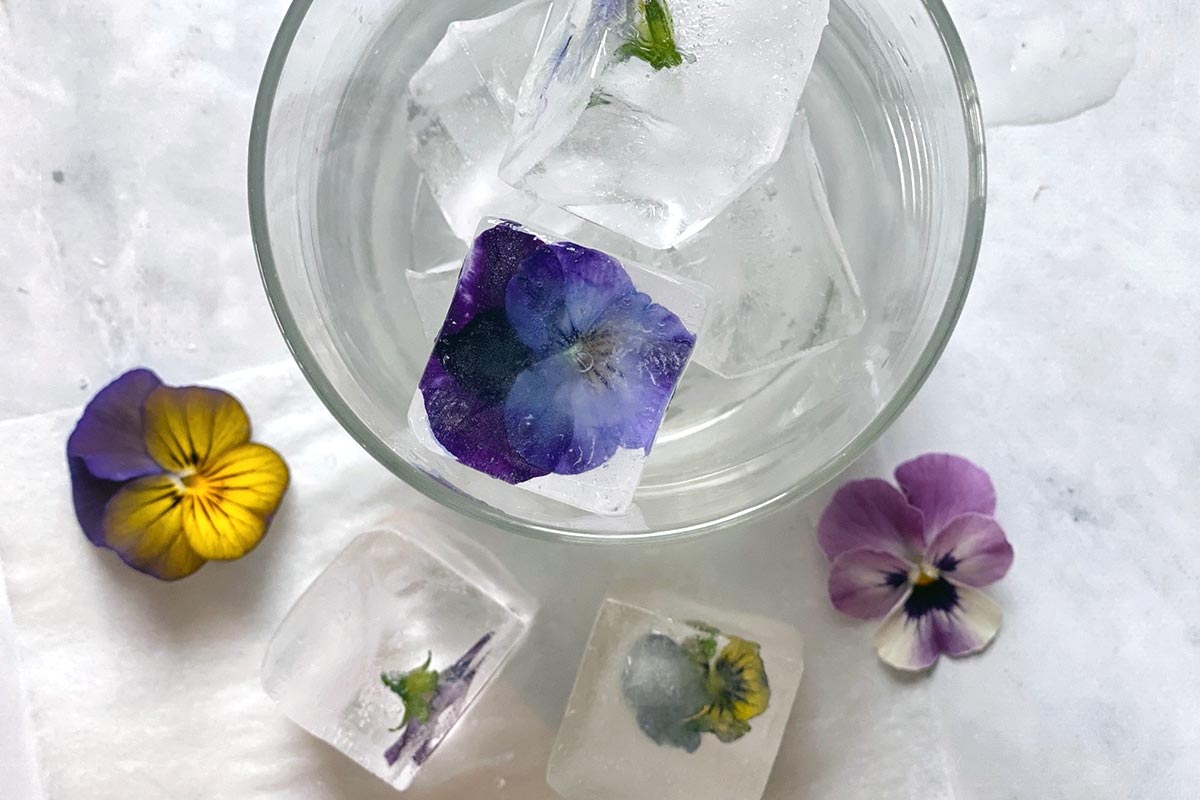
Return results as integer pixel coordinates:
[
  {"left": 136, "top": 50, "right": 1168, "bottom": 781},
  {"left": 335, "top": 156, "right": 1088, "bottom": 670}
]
[{"left": 819, "top": 454, "right": 1014, "bottom": 672}]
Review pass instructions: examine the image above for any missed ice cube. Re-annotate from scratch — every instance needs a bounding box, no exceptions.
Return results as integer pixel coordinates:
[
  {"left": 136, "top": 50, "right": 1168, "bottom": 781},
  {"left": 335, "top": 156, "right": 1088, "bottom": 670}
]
[
  {"left": 547, "top": 597, "right": 804, "bottom": 800},
  {"left": 408, "top": 218, "right": 706, "bottom": 516},
  {"left": 261, "top": 530, "right": 531, "bottom": 791},
  {"left": 407, "top": 0, "right": 579, "bottom": 242},
  {"left": 668, "top": 113, "right": 866, "bottom": 378},
  {"left": 406, "top": 260, "right": 462, "bottom": 340},
  {"left": 501, "top": 0, "right": 830, "bottom": 250}
]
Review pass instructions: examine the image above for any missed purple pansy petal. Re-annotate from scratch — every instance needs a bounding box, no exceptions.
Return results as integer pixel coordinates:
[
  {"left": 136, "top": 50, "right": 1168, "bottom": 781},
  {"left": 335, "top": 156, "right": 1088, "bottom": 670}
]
[
  {"left": 421, "top": 357, "right": 549, "bottom": 484},
  {"left": 505, "top": 244, "right": 573, "bottom": 354},
  {"left": 557, "top": 244, "right": 636, "bottom": 335},
  {"left": 504, "top": 355, "right": 623, "bottom": 475},
  {"left": 818, "top": 479, "right": 927, "bottom": 561},
  {"left": 592, "top": 292, "right": 697, "bottom": 452},
  {"left": 873, "top": 581, "right": 1003, "bottom": 671},
  {"left": 828, "top": 548, "right": 913, "bottom": 620},
  {"left": 505, "top": 242, "right": 637, "bottom": 355},
  {"left": 895, "top": 454, "right": 997, "bottom": 536},
  {"left": 444, "top": 220, "right": 542, "bottom": 334},
  {"left": 925, "top": 513, "right": 1014, "bottom": 588},
  {"left": 66, "top": 368, "right": 163, "bottom": 481},
  {"left": 67, "top": 457, "right": 126, "bottom": 546}
]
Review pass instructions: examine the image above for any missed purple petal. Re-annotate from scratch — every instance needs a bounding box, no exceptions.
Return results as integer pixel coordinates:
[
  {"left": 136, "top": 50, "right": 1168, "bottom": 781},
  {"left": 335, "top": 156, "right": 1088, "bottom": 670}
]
[
  {"left": 828, "top": 548, "right": 912, "bottom": 620},
  {"left": 443, "top": 221, "right": 543, "bottom": 334},
  {"left": 505, "top": 241, "right": 636, "bottom": 355},
  {"left": 818, "top": 479, "right": 926, "bottom": 561},
  {"left": 420, "top": 356, "right": 549, "bottom": 484},
  {"left": 895, "top": 454, "right": 997, "bottom": 537},
  {"left": 385, "top": 634, "right": 493, "bottom": 768},
  {"left": 873, "top": 580, "right": 1003, "bottom": 671},
  {"left": 592, "top": 292, "right": 696, "bottom": 452},
  {"left": 67, "top": 457, "right": 126, "bottom": 546},
  {"left": 66, "top": 368, "right": 163, "bottom": 481},
  {"left": 504, "top": 355, "right": 624, "bottom": 475},
  {"left": 926, "top": 513, "right": 1014, "bottom": 587}
]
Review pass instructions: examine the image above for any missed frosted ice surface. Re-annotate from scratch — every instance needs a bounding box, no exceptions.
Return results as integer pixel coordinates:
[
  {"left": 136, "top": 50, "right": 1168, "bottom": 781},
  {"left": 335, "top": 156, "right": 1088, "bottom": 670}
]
[
  {"left": 261, "top": 531, "right": 530, "bottom": 791},
  {"left": 501, "top": 0, "right": 830, "bottom": 249}
]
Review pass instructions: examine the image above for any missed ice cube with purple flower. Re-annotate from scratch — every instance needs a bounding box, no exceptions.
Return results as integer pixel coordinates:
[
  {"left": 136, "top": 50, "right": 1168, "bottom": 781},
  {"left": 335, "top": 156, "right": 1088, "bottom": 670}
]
[
  {"left": 261, "top": 530, "right": 530, "bottom": 791},
  {"left": 408, "top": 218, "right": 706, "bottom": 515}
]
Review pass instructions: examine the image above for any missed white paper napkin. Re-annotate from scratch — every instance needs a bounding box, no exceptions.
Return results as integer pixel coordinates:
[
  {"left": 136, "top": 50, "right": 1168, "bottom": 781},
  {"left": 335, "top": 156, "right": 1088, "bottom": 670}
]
[{"left": 0, "top": 359, "right": 954, "bottom": 799}]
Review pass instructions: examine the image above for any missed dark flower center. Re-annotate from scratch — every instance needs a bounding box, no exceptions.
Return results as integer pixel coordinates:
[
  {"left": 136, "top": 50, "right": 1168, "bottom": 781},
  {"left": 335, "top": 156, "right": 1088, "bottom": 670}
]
[
  {"left": 435, "top": 309, "right": 535, "bottom": 404},
  {"left": 903, "top": 576, "right": 959, "bottom": 620}
]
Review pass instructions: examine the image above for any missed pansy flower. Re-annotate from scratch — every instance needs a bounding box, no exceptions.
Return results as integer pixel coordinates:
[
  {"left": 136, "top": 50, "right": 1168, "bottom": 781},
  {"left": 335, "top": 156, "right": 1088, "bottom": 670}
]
[
  {"left": 382, "top": 632, "right": 494, "bottom": 768},
  {"left": 621, "top": 623, "right": 770, "bottom": 751},
  {"left": 819, "top": 453, "right": 1014, "bottom": 671},
  {"left": 67, "top": 369, "right": 290, "bottom": 581},
  {"left": 420, "top": 221, "right": 696, "bottom": 482}
]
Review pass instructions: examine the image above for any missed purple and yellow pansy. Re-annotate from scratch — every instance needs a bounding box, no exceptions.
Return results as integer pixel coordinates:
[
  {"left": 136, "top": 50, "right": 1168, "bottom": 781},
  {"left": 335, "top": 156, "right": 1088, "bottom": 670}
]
[{"left": 67, "top": 368, "right": 290, "bottom": 581}]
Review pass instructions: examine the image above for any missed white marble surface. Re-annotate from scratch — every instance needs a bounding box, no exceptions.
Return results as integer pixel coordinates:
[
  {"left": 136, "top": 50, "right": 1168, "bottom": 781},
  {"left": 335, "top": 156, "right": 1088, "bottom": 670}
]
[{"left": 1, "top": 0, "right": 1198, "bottom": 797}]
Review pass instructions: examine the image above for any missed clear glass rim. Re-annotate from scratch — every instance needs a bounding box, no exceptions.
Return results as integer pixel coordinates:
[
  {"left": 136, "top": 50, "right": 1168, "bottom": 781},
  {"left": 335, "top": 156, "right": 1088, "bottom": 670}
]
[{"left": 248, "top": 0, "right": 988, "bottom": 544}]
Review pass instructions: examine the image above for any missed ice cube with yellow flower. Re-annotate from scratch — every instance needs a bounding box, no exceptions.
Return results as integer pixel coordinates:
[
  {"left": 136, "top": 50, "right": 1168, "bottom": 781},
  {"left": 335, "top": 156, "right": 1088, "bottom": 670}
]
[{"left": 548, "top": 596, "right": 804, "bottom": 800}]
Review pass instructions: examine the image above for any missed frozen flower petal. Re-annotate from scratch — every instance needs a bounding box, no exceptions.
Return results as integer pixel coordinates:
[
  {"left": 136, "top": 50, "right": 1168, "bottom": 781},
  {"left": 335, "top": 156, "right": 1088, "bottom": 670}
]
[
  {"left": 828, "top": 548, "right": 913, "bottom": 620},
  {"left": 421, "top": 356, "right": 550, "bottom": 484},
  {"left": 444, "top": 220, "right": 543, "bottom": 333},
  {"left": 818, "top": 478, "right": 926, "bottom": 560},
  {"left": 180, "top": 443, "right": 289, "bottom": 560},
  {"left": 895, "top": 453, "right": 997, "bottom": 536},
  {"left": 504, "top": 355, "right": 624, "bottom": 474},
  {"left": 505, "top": 242, "right": 637, "bottom": 355},
  {"left": 142, "top": 385, "right": 252, "bottom": 473},
  {"left": 621, "top": 633, "right": 708, "bottom": 753},
  {"left": 873, "top": 579, "right": 1003, "bottom": 671},
  {"left": 103, "top": 475, "right": 207, "bottom": 581},
  {"left": 67, "top": 368, "right": 163, "bottom": 481},
  {"left": 925, "top": 513, "right": 1014, "bottom": 588}
]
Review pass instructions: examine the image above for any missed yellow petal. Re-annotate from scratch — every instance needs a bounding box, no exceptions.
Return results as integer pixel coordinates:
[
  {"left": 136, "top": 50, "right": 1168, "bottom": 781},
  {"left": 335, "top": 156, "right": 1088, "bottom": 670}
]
[
  {"left": 180, "top": 443, "right": 290, "bottom": 561},
  {"left": 103, "top": 475, "right": 207, "bottom": 581},
  {"left": 142, "top": 385, "right": 251, "bottom": 473},
  {"left": 718, "top": 637, "right": 771, "bottom": 721}
]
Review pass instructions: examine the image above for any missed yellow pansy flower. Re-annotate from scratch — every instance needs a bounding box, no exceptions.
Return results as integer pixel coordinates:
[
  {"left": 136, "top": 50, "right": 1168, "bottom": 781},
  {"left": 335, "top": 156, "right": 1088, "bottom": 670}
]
[{"left": 68, "top": 369, "right": 290, "bottom": 581}]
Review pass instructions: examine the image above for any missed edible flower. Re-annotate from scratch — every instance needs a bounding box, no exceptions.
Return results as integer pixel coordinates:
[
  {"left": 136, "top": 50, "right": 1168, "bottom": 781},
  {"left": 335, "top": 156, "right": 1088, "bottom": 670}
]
[
  {"left": 621, "top": 622, "right": 769, "bottom": 752},
  {"left": 383, "top": 632, "right": 494, "bottom": 767},
  {"left": 67, "top": 369, "right": 289, "bottom": 581},
  {"left": 421, "top": 221, "right": 695, "bottom": 482},
  {"left": 819, "top": 453, "right": 1014, "bottom": 671}
]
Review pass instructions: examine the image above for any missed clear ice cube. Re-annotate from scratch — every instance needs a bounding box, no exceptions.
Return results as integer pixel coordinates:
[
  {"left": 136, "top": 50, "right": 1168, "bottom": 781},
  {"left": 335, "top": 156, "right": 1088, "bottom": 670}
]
[
  {"left": 407, "top": 0, "right": 579, "bottom": 242},
  {"left": 667, "top": 113, "right": 866, "bottom": 378},
  {"left": 547, "top": 596, "right": 804, "bottom": 800},
  {"left": 409, "top": 218, "right": 707, "bottom": 516},
  {"left": 261, "top": 530, "right": 530, "bottom": 791},
  {"left": 406, "top": 260, "right": 462, "bottom": 340},
  {"left": 501, "top": 0, "right": 830, "bottom": 250}
]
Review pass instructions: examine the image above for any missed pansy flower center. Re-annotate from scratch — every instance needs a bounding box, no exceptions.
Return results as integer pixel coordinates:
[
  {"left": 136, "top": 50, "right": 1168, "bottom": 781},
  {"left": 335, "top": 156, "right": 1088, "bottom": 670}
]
[
  {"left": 566, "top": 328, "right": 621, "bottom": 388},
  {"left": 912, "top": 562, "right": 941, "bottom": 586}
]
